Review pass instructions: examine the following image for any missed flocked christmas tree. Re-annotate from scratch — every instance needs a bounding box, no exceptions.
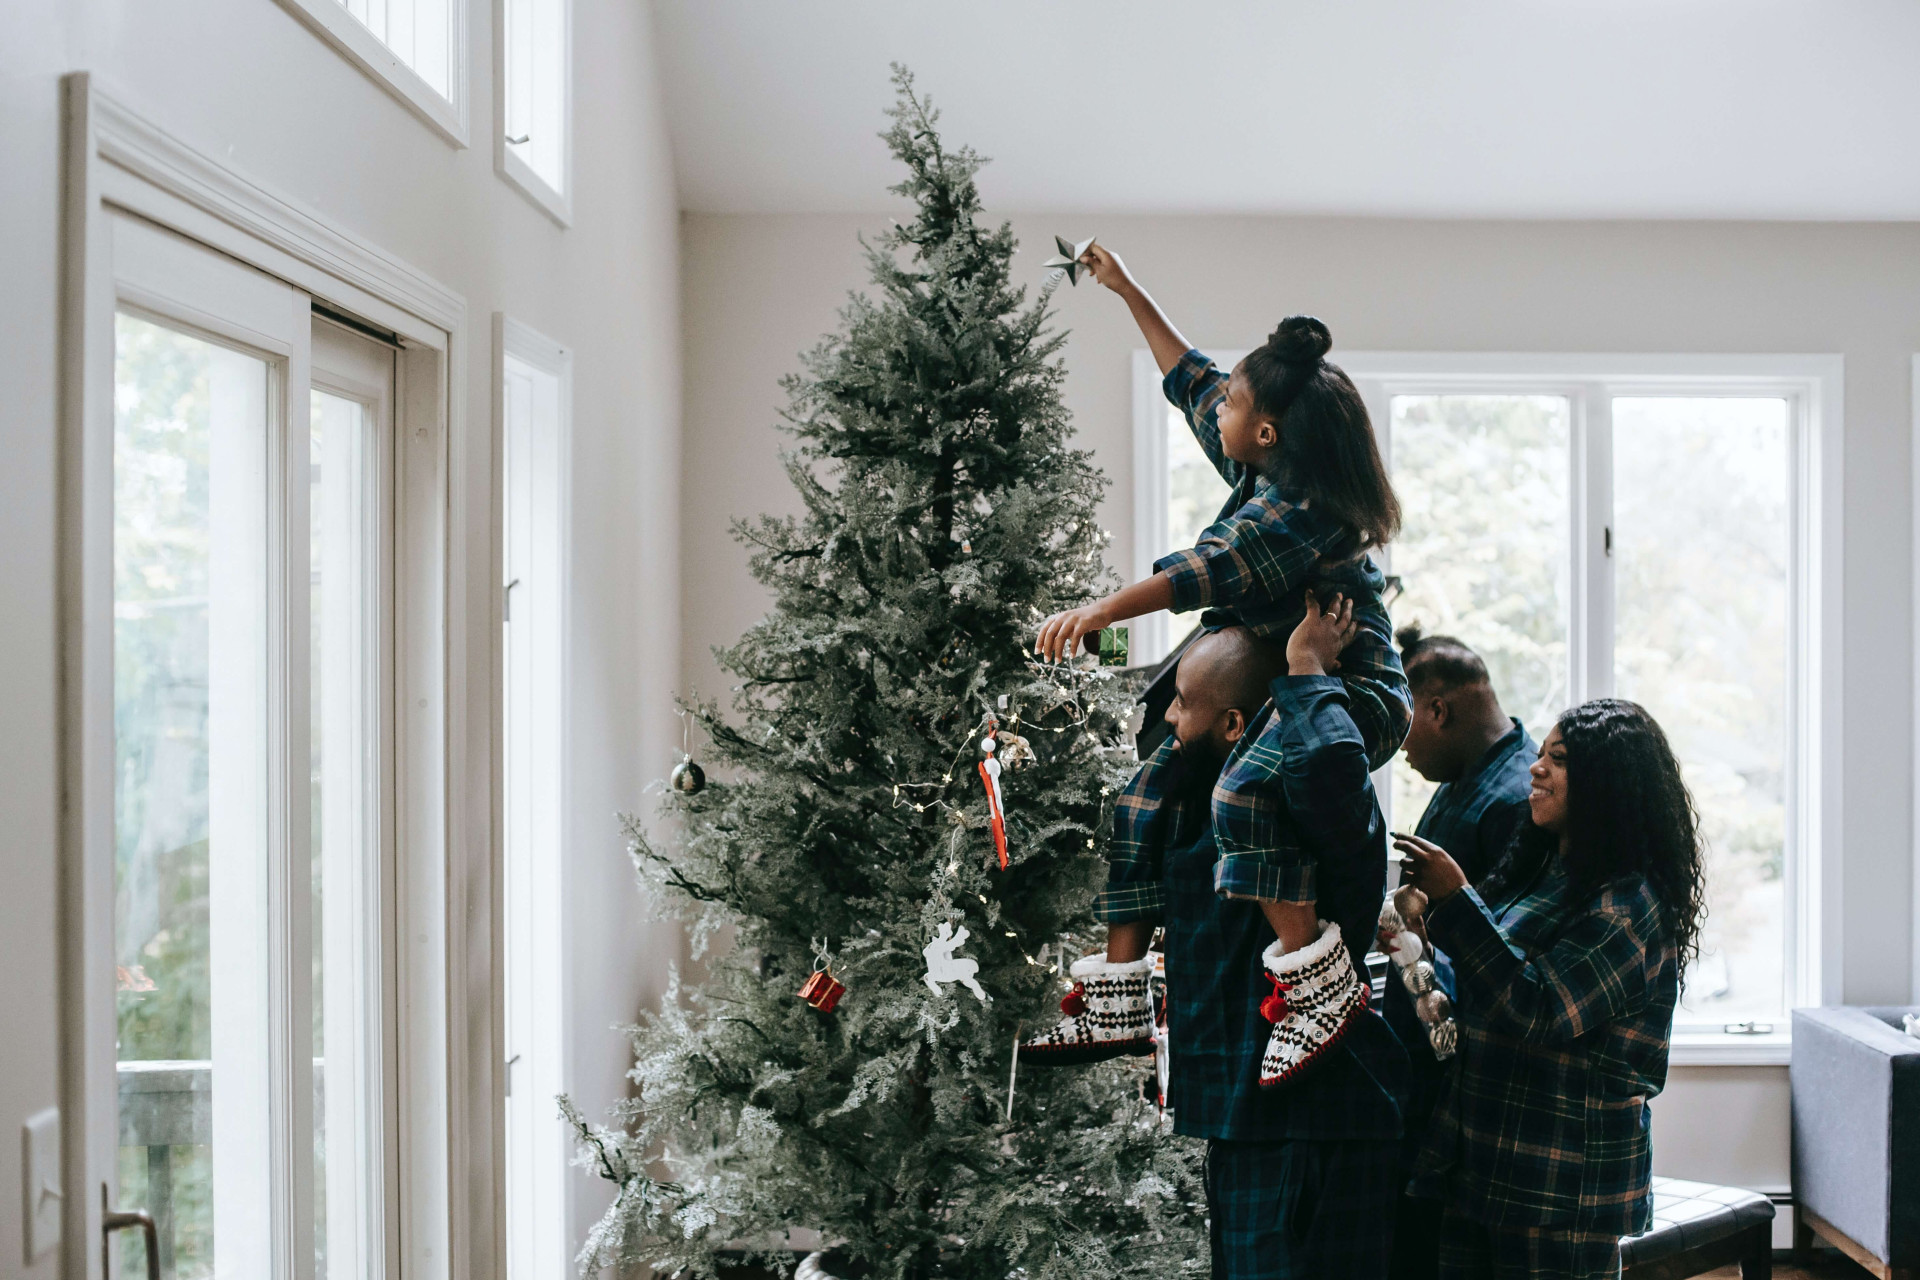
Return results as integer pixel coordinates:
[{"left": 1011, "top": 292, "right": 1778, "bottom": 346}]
[{"left": 562, "top": 68, "right": 1206, "bottom": 1280}]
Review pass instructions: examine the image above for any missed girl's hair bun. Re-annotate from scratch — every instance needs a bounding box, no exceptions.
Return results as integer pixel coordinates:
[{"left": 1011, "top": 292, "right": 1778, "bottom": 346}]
[{"left": 1267, "top": 315, "right": 1332, "bottom": 366}]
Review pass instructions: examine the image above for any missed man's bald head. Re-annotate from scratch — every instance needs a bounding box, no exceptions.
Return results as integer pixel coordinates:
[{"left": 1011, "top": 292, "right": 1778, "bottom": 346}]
[
  {"left": 1164, "top": 627, "right": 1287, "bottom": 766},
  {"left": 1183, "top": 627, "right": 1288, "bottom": 712}
]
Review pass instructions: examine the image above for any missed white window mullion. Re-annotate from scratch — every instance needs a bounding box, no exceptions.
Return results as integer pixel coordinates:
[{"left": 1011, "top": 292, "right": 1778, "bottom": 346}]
[
  {"left": 279, "top": 303, "right": 320, "bottom": 1280},
  {"left": 1129, "top": 350, "right": 1169, "bottom": 665},
  {"left": 1572, "top": 383, "right": 1614, "bottom": 704},
  {"left": 311, "top": 317, "right": 400, "bottom": 1280},
  {"left": 499, "top": 315, "right": 573, "bottom": 1280},
  {"left": 205, "top": 332, "right": 280, "bottom": 1280}
]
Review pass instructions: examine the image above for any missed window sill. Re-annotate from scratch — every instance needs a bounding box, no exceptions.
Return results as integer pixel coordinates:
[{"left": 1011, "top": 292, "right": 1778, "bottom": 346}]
[
  {"left": 1669, "top": 1030, "right": 1792, "bottom": 1067},
  {"left": 275, "top": 0, "right": 468, "bottom": 148},
  {"left": 497, "top": 146, "right": 571, "bottom": 228}
]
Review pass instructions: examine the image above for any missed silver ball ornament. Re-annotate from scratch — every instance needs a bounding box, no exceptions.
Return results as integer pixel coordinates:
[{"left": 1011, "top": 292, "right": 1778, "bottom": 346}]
[
  {"left": 669, "top": 756, "right": 707, "bottom": 795},
  {"left": 1416, "top": 989, "right": 1453, "bottom": 1023},
  {"left": 1401, "top": 959, "right": 1437, "bottom": 996}
]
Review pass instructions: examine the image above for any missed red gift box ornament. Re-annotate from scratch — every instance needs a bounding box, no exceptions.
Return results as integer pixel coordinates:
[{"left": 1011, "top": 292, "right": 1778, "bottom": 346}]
[{"left": 798, "top": 963, "right": 846, "bottom": 1013}]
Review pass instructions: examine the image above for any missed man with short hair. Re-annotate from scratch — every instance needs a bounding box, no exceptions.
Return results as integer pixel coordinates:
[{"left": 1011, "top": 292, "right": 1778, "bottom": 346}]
[
  {"left": 1097, "top": 621, "right": 1411, "bottom": 1279},
  {"left": 1387, "top": 626, "right": 1537, "bottom": 1280}
]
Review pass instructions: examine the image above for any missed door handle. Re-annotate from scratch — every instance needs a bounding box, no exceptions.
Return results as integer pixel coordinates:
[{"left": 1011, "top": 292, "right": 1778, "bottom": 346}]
[{"left": 102, "top": 1184, "right": 161, "bottom": 1280}]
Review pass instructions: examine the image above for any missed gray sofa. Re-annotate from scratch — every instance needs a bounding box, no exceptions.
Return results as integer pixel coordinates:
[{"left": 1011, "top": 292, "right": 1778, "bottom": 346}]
[{"left": 1790, "top": 1006, "right": 1920, "bottom": 1279}]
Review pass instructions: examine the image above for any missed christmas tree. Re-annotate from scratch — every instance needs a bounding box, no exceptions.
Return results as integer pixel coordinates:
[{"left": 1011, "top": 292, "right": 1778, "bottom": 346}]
[{"left": 563, "top": 68, "right": 1205, "bottom": 1280}]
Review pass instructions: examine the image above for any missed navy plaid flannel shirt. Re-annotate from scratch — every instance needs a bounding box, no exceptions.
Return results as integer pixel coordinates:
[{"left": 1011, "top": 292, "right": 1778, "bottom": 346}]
[
  {"left": 1153, "top": 348, "right": 1410, "bottom": 768},
  {"left": 1092, "top": 350, "right": 1411, "bottom": 922},
  {"left": 1160, "top": 676, "right": 1407, "bottom": 1144},
  {"left": 1416, "top": 858, "right": 1678, "bottom": 1233},
  {"left": 1390, "top": 721, "right": 1537, "bottom": 1162}
]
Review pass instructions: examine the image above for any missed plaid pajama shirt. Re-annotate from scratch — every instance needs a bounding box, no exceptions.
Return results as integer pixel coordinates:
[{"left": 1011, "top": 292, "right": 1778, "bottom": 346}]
[
  {"left": 1416, "top": 855, "right": 1678, "bottom": 1237},
  {"left": 1388, "top": 723, "right": 1538, "bottom": 1127},
  {"left": 1157, "top": 677, "right": 1408, "bottom": 1146},
  {"left": 1155, "top": 348, "right": 1411, "bottom": 769},
  {"left": 1092, "top": 350, "right": 1410, "bottom": 924}
]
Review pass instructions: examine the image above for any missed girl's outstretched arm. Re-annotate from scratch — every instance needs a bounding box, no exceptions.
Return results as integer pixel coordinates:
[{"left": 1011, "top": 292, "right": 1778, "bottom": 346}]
[
  {"left": 1034, "top": 572, "right": 1176, "bottom": 663},
  {"left": 1081, "top": 245, "right": 1191, "bottom": 377}
]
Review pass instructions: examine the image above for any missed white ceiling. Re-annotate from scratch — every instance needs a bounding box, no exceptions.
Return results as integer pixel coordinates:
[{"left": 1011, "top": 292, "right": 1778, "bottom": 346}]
[{"left": 654, "top": 0, "right": 1920, "bottom": 220}]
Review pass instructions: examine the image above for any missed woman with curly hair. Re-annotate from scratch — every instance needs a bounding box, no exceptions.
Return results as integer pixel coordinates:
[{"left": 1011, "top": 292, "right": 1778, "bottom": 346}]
[{"left": 1392, "top": 698, "right": 1707, "bottom": 1280}]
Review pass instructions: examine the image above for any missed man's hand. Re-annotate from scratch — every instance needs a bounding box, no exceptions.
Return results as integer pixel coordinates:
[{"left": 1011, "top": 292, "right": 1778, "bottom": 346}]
[
  {"left": 1078, "top": 243, "right": 1137, "bottom": 295},
  {"left": 1285, "top": 592, "right": 1357, "bottom": 677},
  {"left": 1392, "top": 832, "right": 1470, "bottom": 906},
  {"left": 1035, "top": 599, "right": 1114, "bottom": 664}
]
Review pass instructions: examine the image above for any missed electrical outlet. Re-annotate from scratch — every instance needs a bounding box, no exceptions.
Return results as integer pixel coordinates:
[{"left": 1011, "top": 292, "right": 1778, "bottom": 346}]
[{"left": 22, "top": 1108, "right": 60, "bottom": 1261}]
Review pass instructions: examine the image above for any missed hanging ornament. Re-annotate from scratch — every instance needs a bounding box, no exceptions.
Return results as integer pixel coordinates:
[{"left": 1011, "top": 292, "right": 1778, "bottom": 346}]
[
  {"left": 994, "top": 728, "right": 1035, "bottom": 769},
  {"left": 977, "top": 725, "right": 1009, "bottom": 868},
  {"left": 669, "top": 709, "right": 707, "bottom": 794},
  {"left": 798, "top": 962, "right": 846, "bottom": 1012},
  {"left": 1377, "top": 885, "right": 1456, "bottom": 1060},
  {"left": 670, "top": 756, "right": 706, "bottom": 795},
  {"left": 922, "top": 921, "right": 989, "bottom": 1002}
]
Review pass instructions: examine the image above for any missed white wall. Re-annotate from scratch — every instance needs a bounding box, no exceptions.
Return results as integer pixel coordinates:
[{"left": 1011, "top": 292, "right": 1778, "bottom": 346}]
[
  {"left": 0, "top": 0, "right": 682, "bottom": 1270},
  {"left": 681, "top": 210, "right": 1920, "bottom": 1194}
]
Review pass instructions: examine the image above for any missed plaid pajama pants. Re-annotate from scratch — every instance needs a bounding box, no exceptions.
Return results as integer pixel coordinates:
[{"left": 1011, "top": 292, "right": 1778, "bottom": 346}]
[
  {"left": 1204, "top": 1138, "right": 1401, "bottom": 1280},
  {"left": 1435, "top": 1208, "right": 1622, "bottom": 1280}
]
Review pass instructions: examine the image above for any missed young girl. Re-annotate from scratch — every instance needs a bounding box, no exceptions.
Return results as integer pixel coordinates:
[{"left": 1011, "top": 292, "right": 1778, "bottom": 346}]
[{"left": 1021, "top": 245, "right": 1411, "bottom": 1083}]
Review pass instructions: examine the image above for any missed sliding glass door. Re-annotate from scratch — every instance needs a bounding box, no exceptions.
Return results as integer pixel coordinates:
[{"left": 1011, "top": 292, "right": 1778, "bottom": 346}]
[{"left": 106, "top": 213, "right": 396, "bottom": 1280}]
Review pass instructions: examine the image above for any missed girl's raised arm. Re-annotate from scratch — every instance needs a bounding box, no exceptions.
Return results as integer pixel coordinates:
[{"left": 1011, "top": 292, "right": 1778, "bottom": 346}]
[{"left": 1081, "top": 245, "right": 1191, "bottom": 377}]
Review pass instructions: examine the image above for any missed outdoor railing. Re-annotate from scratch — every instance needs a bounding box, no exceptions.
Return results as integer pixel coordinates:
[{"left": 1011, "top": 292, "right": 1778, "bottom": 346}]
[{"left": 116, "top": 1060, "right": 325, "bottom": 1280}]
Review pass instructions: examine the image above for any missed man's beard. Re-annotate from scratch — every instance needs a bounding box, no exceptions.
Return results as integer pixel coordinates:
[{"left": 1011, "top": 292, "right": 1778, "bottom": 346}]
[{"left": 1172, "top": 734, "right": 1229, "bottom": 797}]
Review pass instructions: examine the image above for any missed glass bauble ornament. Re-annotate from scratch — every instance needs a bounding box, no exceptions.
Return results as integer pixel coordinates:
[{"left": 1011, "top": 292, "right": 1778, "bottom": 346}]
[{"left": 670, "top": 756, "right": 706, "bottom": 795}]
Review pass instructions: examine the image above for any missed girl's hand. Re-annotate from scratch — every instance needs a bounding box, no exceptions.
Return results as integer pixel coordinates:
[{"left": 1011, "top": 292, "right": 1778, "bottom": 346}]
[
  {"left": 1035, "top": 600, "right": 1113, "bottom": 663},
  {"left": 1285, "top": 592, "right": 1356, "bottom": 677},
  {"left": 1079, "top": 243, "right": 1136, "bottom": 295},
  {"left": 1392, "top": 833, "right": 1470, "bottom": 906}
]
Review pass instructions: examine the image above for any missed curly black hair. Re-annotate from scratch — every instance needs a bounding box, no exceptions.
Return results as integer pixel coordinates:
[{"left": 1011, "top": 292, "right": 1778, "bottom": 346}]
[{"left": 1485, "top": 698, "right": 1707, "bottom": 965}]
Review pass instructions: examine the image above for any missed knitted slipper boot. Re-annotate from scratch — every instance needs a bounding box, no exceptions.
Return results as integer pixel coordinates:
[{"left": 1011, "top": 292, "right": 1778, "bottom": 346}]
[
  {"left": 1257, "top": 922, "right": 1368, "bottom": 1088},
  {"left": 1019, "top": 953, "right": 1155, "bottom": 1066}
]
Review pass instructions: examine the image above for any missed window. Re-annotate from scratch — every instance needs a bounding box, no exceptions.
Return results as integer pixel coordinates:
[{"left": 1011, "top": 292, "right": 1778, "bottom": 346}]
[
  {"left": 496, "top": 0, "right": 572, "bottom": 222},
  {"left": 71, "top": 86, "right": 470, "bottom": 1280},
  {"left": 498, "top": 316, "right": 572, "bottom": 1280},
  {"left": 277, "top": 0, "right": 466, "bottom": 144},
  {"left": 1136, "top": 351, "right": 1841, "bottom": 1057}
]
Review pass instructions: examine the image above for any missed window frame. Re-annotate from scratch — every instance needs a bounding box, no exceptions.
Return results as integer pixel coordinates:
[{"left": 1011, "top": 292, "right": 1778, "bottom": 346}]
[
  {"left": 63, "top": 75, "right": 486, "bottom": 1278},
  {"left": 1133, "top": 348, "right": 1844, "bottom": 1064},
  {"left": 492, "top": 0, "right": 573, "bottom": 225},
  {"left": 276, "top": 0, "right": 470, "bottom": 148},
  {"left": 493, "top": 313, "right": 574, "bottom": 1280}
]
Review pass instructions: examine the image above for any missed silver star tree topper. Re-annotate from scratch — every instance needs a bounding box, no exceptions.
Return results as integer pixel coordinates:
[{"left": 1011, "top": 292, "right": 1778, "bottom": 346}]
[{"left": 1042, "top": 234, "right": 1097, "bottom": 285}]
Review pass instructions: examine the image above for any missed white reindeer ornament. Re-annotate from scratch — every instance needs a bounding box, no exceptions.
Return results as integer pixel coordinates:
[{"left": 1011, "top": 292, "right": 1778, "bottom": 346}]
[{"left": 922, "top": 921, "right": 989, "bottom": 1002}]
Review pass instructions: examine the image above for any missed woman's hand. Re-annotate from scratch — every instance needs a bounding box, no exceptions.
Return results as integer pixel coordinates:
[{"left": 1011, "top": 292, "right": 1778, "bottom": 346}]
[
  {"left": 1285, "top": 592, "right": 1356, "bottom": 677},
  {"left": 1393, "top": 832, "right": 1470, "bottom": 906},
  {"left": 1035, "top": 599, "right": 1114, "bottom": 663},
  {"left": 1078, "top": 243, "right": 1137, "bottom": 295}
]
